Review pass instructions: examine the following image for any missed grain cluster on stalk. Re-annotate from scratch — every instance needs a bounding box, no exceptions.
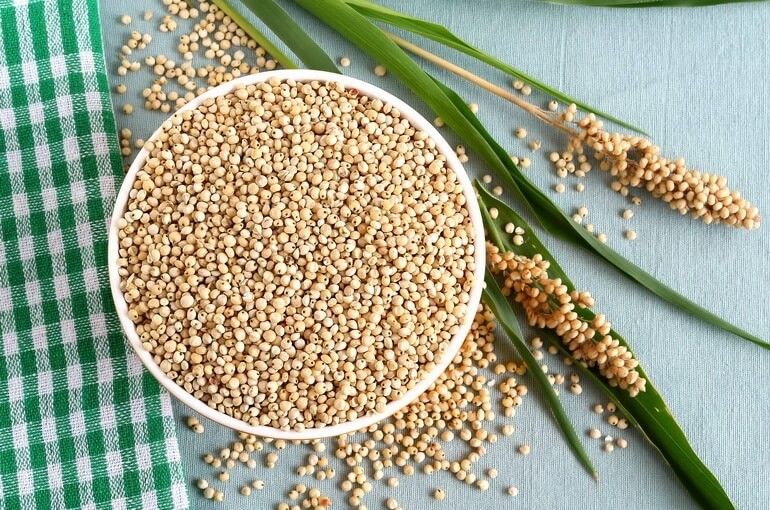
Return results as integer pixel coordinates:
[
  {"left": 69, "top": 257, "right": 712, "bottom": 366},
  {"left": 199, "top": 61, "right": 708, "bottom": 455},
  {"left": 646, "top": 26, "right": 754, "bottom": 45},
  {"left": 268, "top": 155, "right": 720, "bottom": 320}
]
[
  {"left": 387, "top": 35, "right": 760, "bottom": 229},
  {"left": 556, "top": 107, "right": 760, "bottom": 229},
  {"left": 487, "top": 243, "right": 646, "bottom": 396}
]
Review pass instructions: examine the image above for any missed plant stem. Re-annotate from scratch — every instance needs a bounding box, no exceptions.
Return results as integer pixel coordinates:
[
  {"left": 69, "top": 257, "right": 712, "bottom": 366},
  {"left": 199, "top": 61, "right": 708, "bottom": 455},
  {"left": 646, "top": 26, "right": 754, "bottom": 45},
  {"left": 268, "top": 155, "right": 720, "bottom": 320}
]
[{"left": 387, "top": 32, "right": 577, "bottom": 137}]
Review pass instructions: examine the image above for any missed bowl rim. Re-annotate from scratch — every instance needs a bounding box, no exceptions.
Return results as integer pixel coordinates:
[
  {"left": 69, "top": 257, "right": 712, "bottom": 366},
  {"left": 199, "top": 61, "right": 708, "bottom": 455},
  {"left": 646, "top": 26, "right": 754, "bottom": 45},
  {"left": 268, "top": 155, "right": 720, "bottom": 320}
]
[{"left": 107, "top": 69, "right": 486, "bottom": 440}]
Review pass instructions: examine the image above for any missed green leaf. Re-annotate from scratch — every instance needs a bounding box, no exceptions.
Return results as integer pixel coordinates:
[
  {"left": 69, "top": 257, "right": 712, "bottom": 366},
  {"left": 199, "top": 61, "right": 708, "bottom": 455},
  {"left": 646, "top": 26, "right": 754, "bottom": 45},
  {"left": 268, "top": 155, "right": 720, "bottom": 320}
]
[
  {"left": 343, "top": 0, "right": 645, "bottom": 133},
  {"left": 237, "top": 0, "right": 339, "bottom": 72},
  {"left": 210, "top": 0, "right": 298, "bottom": 69},
  {"left": 479, "top": 188, "right": 735, "bottom": 509},
  {"left": 482, "top": 272, "right": 598, "bottom": 479}
]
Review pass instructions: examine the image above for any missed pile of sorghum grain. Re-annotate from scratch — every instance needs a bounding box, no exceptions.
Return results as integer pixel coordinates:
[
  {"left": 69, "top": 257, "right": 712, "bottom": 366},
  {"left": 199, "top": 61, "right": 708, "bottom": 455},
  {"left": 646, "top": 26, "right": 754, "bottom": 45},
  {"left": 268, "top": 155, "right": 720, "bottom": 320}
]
[{"left": 117, "top": 77, "right": 477, "bottom": 431}]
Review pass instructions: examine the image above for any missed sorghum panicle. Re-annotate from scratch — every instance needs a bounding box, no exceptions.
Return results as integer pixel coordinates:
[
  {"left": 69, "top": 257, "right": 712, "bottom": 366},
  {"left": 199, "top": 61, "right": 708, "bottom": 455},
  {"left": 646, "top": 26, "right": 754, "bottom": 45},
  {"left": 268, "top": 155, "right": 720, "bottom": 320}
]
[
  {"left": 487, "top": 243, "right": 646, "bottom": 396},
  {"left": 556, "top": 105, "right": 759, "bottom": 229}
]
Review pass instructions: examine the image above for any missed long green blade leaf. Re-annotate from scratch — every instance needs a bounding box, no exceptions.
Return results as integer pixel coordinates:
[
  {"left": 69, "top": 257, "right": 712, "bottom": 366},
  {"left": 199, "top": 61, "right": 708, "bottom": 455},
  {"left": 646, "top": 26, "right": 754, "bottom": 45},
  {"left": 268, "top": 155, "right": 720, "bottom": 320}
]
[
  {"left": 478, "top": 188, "right": 735, "bottom": 509},
  {"left": 482, "top": 272, "right": 598, "bottom": 479},
  {"left": 343, "top": 0, "right": 644, "bottom": 133},
  {"left": 549, "top": 331, "right": 734, "bottom": 509},
  {"left": 237, "top": 0, "right": 339, "bottom": 72},
  {"left": 211, "top": 0, "right": 298, "bottom": 69}
]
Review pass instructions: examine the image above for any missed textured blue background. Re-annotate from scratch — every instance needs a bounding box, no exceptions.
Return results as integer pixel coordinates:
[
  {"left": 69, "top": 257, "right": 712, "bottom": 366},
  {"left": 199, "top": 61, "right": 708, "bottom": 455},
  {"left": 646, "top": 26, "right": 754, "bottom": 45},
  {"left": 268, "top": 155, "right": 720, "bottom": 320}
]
[{"left": 101, "top": 1, "right": 770, "bottom": 508}]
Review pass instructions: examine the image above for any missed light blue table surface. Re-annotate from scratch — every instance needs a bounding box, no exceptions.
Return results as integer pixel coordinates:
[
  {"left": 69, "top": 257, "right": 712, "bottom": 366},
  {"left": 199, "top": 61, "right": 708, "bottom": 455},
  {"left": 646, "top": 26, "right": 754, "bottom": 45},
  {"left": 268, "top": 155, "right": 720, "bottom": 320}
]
[{"left": 100, "top": 1, "right": 770, "bottom": 509}]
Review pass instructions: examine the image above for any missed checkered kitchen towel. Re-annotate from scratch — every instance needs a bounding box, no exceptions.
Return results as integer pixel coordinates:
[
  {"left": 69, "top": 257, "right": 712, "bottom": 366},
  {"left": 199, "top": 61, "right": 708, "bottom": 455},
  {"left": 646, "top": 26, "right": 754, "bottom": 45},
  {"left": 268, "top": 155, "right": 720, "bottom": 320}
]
[{"left": 0, "top": 0, "right": 188, "bottom": 508}]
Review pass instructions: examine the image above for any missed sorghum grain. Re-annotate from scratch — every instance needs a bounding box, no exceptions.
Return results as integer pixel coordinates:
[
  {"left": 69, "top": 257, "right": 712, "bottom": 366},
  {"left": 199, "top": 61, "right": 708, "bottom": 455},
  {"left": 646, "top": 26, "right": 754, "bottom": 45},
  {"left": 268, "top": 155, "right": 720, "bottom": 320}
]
[{"left": 117, "top": 78, "right": 476, "bottom": 431}]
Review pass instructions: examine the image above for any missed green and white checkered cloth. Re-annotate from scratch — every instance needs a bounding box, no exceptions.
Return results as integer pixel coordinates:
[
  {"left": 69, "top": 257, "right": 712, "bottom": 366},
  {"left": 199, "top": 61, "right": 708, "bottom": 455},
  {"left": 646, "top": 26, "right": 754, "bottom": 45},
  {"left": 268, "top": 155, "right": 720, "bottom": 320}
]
[{"left": 0, "top": 0, "right": 188, "bottom": 508}]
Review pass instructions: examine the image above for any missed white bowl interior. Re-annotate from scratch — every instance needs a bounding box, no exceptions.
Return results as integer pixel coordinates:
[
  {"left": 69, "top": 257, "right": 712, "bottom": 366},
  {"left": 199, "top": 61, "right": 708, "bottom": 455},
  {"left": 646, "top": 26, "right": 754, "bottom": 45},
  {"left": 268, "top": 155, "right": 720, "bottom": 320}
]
[{"left": 108, "top": 69, "right": 486, "bottom": 440}]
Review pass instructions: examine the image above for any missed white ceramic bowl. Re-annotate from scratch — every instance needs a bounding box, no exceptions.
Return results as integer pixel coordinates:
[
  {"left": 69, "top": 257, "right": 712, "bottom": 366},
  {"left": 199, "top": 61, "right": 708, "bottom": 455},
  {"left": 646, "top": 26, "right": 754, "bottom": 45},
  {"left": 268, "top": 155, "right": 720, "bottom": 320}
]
[{"left": 108, "top": 69, "right": 486, "bottom": 440}]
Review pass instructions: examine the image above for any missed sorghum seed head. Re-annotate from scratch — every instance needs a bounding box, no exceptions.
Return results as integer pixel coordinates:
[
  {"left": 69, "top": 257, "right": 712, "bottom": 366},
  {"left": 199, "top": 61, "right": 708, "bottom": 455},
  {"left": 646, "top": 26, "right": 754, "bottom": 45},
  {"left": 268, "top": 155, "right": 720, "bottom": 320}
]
[
  {"left": 487, "top": 243, "right": 645, "bottom": 395},
  {"left": 554, "top": 106, "right": 759, "bottom": 229}
]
